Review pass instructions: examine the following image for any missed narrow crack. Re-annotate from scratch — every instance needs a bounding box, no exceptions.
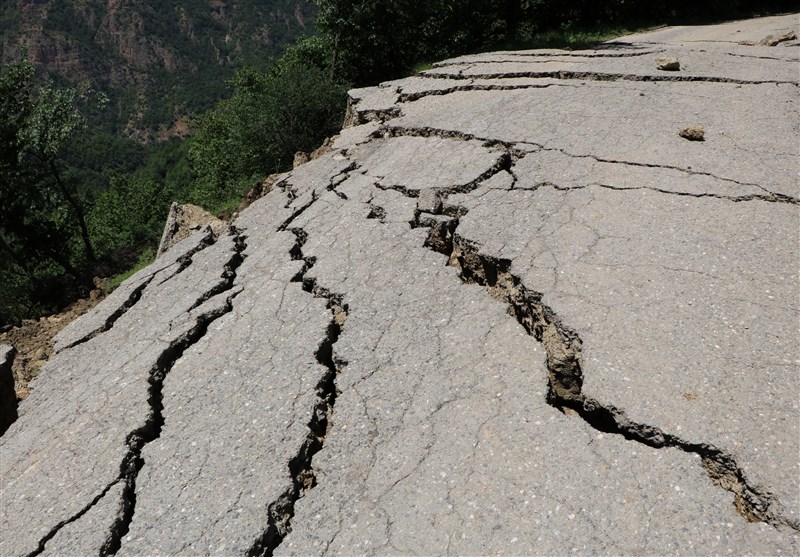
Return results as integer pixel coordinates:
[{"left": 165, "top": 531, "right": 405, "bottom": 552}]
[
  {"left": 367, "top": 204, "right": 387, "bottom": 222},
  {"left": 727, "top": 52, "right": 800, "bottom": 62},
  {"left": 397, "top": 82, "right": 580, "bottom": 103},
  {"left": 381, "top": 125, "right": 799, "bottom": 204},
  {"left": 559, "top": 157, "right": 799, "bottom": 204},
  {"left": 375, "top": 148, "right": 512, "bottom": 200},
  {"left": 419, "top": 69, "right": 798, "bottom": 86},
  {"left": 247, "top": 227, "right": 348, "bottom": 557},
  {"left": 278, "top": 191, "right": 320, "bottom": 232},
  {"left": 524, "top": 180, "right": 800, "bottom": 205},
  {"left": 327, "top": 162, "right": 359, "bottom": 200},
  {"left": 411, "top": 200, "right": 799, "bottom": 533},
  {"left": 99, "top": 233, "right": 247, "bottom": 556},
  {"left": 188, "top": 228, "right": 247, "bottom": 312},
  {"left": 430, "top": 49, "right": 663, "bottom": 67},
  {"left": 26, "top": 479, "right": 121, "bottom": 557},
  {"left": 56, "top": 233, "right": 218, "bottom": 354},
  {"left": 347, "top": 106, "right": 402, "bottom": 126},
  {"left": 279, "top": 182, "right": 298, "bottom": 206}
]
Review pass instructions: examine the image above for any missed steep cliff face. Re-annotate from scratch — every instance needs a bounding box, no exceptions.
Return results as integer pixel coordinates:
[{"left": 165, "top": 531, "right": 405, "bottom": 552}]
[{"left": 1, "top": 0, "right": 315, "bottom": 139}]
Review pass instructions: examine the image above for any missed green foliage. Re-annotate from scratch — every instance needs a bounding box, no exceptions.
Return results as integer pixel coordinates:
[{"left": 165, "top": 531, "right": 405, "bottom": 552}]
[
  {"left": 62, "top": 130, "right": 148, "bottom": 195},
  {"left": 88, "top": 173, "right": 170, "bottom": 256},
  {"left": 103, "top": 247, "right": 155, "bottom": 293},
  {"left": 0, "top": 56, "right": 107, "bottom": 323},
  {"left": 1, "top": 59, "right": 89, "bottom": 267},
  {"left": 188, "top": 59, "right": 349, "bottom": 207}
]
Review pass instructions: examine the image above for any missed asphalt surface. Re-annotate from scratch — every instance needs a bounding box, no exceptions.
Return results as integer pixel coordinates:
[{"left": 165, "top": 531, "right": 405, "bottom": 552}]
[{"left": 1, "top": 14, "right": 798, "bottom": 556}]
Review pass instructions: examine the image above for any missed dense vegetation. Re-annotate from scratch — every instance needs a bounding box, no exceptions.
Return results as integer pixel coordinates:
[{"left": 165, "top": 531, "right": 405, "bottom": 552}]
[
  {"left": 1, "top": 0, "right": 317, "bottom": 137},
  {"left": 1, "top": 0, "right": 796, "bottom": 325}
]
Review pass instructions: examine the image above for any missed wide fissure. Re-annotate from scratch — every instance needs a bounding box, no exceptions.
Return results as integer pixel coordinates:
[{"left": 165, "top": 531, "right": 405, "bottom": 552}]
[
  {"left": 247, "top": 227, "right": 348, "bottom": 557},
  {"left": 418, "top": 207, "right": 799, "bottom": 532},
  {"left": 99, "top": 232, "right": 247, "bottom": 556}
]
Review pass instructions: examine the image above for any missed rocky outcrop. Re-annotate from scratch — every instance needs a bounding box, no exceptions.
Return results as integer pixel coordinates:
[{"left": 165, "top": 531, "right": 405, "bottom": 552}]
[
  {"left": 156, "top": 203, "right": 227, "bottom": 258},
  {"left": 1, "top": 14, "right": 798, "bottom": 556}
]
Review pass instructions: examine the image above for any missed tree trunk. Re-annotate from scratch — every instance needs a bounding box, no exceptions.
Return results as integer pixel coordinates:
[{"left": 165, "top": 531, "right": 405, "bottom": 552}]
[{"left": 49, "top": 159, "right": 95, "bottom": 261}]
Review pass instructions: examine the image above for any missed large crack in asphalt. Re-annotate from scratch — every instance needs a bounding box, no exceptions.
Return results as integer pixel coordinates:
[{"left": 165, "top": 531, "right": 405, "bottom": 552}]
[
  {"left": 437, "top": 230, "right": 799, "bottom": 532},
  {"left": 418, "top": 68, "right": 798, "bottom": 86},
  {"left": 55, "top": 231, "right": 218, "bottom": 354},
  {"left": 98, "top": 231, "right": 247, "bottom": 556},
  {"left": 24, "top": 230, "right": 246, "bottom": 556},
  {"left": 362, "top": 154, "right": 799, "bottom": 533},
  {"left": 247, "top": 227, "right": 349, "bottom": 557}
]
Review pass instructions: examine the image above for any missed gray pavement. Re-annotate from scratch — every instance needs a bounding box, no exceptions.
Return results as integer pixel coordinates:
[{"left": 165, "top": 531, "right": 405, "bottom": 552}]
[{"left": 1, "top": 14, "right": 798, "bottom": 556}]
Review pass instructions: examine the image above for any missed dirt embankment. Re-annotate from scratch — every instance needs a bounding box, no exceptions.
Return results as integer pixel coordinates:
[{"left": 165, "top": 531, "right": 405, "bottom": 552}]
[{"left": 0, "top": 285, "right": 106, "bottom": 399}]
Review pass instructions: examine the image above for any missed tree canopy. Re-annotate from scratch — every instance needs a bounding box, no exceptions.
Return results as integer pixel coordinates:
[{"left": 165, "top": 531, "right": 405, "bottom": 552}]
[
  {"left": 1, "top": 58, "right": 103, "bottom": 322},
  {"left": 189, "top": 57, "right": 349, "bottom": 208}
]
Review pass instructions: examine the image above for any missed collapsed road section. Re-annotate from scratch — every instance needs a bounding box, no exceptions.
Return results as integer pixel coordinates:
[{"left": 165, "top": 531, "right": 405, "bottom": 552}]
[{"left": 2, "top": 13, "right": 798, "bottom": 557}]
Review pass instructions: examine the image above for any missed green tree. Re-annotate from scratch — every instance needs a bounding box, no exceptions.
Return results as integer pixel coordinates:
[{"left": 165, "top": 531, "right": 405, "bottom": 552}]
[
  {"left": 21, "top": 82, "right": 99, "bottom": 261},
  {"left": 88, "top": 172, "right": 170, "bottom": 258},
  {"left": 1, "top": 56, "right": 106, "bottom": 323},
  {"left": 313, "top": 0, "right": 419, "bottom": 84},
  {"left": 189, "top": 58, "right": 349, "bottom": 206}
]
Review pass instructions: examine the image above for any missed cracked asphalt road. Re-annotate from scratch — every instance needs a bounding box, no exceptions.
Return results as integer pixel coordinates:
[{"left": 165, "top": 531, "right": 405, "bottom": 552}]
[{"left": 1, "top": 14, "right": 798, "bottom": 556}]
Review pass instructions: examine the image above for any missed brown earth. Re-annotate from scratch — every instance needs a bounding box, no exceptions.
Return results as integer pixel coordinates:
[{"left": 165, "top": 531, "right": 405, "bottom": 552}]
[{"left": 0, "top": 281, "right": 107, "bottom": 400}]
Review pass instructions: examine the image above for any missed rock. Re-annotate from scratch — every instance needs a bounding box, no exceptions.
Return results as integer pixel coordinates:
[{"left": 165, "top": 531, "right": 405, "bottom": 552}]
[
  {"left": 30, "top": 347, "right": 45, "bottom": 362},
  {"left": 156, "top": 202, "right": 227, "bottom": 258},
  {"left": 294, "top": 138, "right": 335, "bottom": 169},
  {"left": 740, "top": 30, "right": 798, "bottom": 46},
  {"left": 656, "top": 56, "right": 680, "bottom": 70},
  {"left": 679, "top": 124, "right": 705, "bottom": 141},
  {"left": 238, "top": 172, "right": 288, "bottom": 212},
  {"left": 293, "top": 151, "right": 311, "bottom": 168},
  {"left": 310, "top": 136, "right": 335, "bottom": 160},
  {"left": 760, "top": 30, "right": 797, "bottom": 46},
  {"left": 417, "top": 188, "right": 443, "bottom": 214},
  {"left": 0, "top": 345, "right": 17, "bottom": 435}
]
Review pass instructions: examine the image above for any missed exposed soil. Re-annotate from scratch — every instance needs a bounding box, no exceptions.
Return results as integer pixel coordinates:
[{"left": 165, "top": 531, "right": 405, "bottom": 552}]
[{"left": 0, "top": 281, "right": 108, "bottom": 400}]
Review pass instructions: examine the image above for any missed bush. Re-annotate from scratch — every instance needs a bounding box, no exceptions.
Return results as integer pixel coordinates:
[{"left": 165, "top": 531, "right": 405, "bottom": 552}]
[
  {"left": 88, "top": 173, "right": 171, "bottom": 257},
  {"left": 188, "top": 58, "right": 349, "bottom": 207}
]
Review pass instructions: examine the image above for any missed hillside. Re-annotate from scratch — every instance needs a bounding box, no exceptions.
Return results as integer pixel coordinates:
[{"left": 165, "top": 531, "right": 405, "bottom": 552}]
[{"left": 1, "top": 0, "right": 316, "bottom": 140}]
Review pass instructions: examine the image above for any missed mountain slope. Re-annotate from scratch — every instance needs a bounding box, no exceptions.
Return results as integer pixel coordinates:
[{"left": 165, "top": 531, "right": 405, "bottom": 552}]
[{"left": 1, "top": 0, "right": 316, "bottom": 140}]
